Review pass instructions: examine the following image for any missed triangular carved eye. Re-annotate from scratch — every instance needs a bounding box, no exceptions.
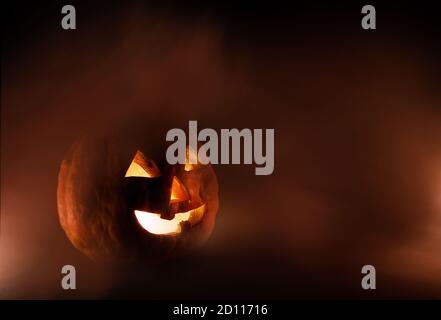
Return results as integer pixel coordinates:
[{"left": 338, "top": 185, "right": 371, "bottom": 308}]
[
  {"left": 170, "top": 176, "right": 189, "bottom": 203},
  {"left": 125, "top": 150, "right": 161, "bottom": 178}
]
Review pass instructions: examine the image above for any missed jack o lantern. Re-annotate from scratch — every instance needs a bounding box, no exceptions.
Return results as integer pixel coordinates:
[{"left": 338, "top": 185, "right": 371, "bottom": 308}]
[{"left": 57, "top": 126, "right": 219, "bottom": 261}]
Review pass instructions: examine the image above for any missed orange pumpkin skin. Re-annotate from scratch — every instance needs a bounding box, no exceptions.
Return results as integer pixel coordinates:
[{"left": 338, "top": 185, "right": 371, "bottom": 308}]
[{"left": 57, "top": 131, "right": 219, "bottom": 262}]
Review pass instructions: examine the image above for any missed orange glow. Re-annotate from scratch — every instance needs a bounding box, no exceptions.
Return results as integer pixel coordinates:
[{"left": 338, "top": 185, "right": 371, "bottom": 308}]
[
  {"left": 134, "top": 204, "right": 206, "bottom": 235},
  {"left": 185, "top": 146, "right": 198, "bottom": 171},
  {"left": 170, "top": 177, "right": 189, "bottom": 202},
  {"left": 125, "top": 150, "right": 161, "bottom": 178}
]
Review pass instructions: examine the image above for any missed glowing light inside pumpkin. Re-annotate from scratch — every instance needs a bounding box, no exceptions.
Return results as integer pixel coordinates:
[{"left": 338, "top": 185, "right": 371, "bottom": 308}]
[
  {"left": 125, "top": 161, "right": 149, "bottom": 177},
  {"left": 134, "top": 204, "right": 206, "bottom": 235},
  {"left": 185, "top": 146, "right": 198, "bottom": 171},
  {"left": 125, "top": 148, "right": 206, "bottom": 236},
  {"left": 170, "top": 177, "right": 189, "bottom": 202},
  {"left": 125, "top": 150, "right": 161, "bottom": 178}
]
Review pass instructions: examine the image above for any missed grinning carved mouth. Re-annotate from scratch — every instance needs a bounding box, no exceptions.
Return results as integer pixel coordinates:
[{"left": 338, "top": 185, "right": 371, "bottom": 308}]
[{"left": 134, "top": 204, "right": 206, "bottom": 236}]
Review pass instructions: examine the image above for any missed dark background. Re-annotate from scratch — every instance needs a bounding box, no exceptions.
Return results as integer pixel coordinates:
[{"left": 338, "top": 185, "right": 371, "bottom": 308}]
[{"left": 1, "top": 1, "right": 441, "bottom": 299}]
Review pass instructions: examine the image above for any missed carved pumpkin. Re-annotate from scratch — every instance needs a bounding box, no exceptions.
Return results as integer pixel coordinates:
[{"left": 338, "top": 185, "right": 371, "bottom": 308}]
[{"left": 57, "top": 127, "right": 219, "bottom": 261}]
